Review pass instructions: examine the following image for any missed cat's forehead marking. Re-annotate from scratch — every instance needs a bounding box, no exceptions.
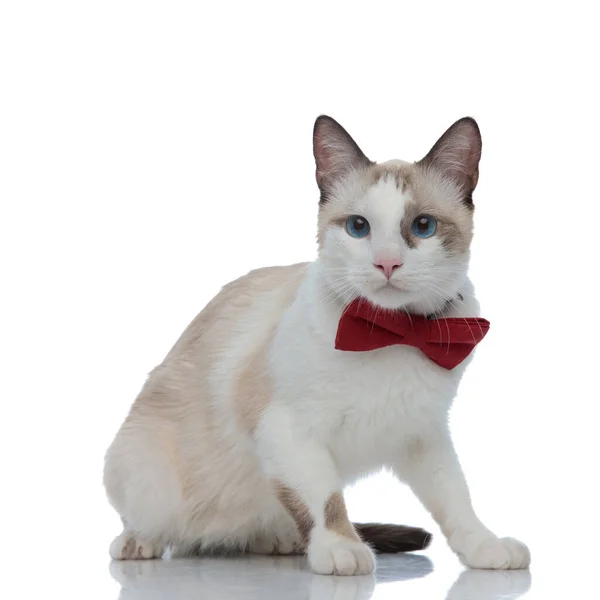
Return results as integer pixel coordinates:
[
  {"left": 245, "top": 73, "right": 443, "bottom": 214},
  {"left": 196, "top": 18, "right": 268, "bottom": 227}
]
[
  {"left": 359, "top": 172, "right": 413, "bottom": 221},
  {"left": 368, "top": 160, "right": 414, "bottom": 193}
]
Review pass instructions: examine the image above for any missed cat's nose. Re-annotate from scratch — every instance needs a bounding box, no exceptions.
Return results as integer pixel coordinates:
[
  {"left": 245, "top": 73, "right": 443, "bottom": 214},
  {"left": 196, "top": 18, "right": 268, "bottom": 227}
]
[{"left": 374, "top": 259, "right": 402, "bottom": 280}]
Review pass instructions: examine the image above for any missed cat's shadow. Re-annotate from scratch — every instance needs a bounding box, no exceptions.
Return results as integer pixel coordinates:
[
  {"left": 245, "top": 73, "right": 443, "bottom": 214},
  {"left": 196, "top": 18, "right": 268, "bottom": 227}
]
[{"left": 110, "top": 554, "right": 532, "bottom": 600}]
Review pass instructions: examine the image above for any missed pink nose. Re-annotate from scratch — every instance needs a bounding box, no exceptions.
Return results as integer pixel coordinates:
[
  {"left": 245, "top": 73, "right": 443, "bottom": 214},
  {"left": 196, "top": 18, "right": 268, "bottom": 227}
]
[{"left": 374, "top": 259, "right": 402, "bottom": 280}]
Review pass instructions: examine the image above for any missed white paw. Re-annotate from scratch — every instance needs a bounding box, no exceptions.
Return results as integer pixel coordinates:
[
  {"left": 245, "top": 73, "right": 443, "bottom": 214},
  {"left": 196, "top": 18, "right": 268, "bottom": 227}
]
[
  {"left": 459, "top": 536, "right": 530, "bottom": 570},
  {"left": 109, "top": 531, "right": 164, "bottom": 560},
  {"left": 308, "top": 537, "right": 375, "bottom": 576}
]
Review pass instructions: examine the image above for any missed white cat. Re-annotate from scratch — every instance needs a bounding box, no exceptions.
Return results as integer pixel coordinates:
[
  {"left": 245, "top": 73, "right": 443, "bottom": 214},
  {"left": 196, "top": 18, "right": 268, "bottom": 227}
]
[{"left": 103, "top": 115, "right": 530, "bottom": 575}]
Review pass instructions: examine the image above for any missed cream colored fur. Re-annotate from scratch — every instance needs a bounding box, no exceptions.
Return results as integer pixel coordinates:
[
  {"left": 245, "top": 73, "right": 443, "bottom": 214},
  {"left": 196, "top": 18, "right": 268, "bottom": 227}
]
[{"left": 104, "top": 116, "right": 530, "bottom": 575}]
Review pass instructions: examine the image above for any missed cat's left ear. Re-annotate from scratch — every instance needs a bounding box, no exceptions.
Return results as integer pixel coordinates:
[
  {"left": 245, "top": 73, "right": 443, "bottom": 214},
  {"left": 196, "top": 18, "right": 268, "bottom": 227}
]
[
  {"left": 313, "top": 115, "right": 372, "bottom": 203},
  {"left": 417, "top": 117, "right": 482, "bottom": 206}
]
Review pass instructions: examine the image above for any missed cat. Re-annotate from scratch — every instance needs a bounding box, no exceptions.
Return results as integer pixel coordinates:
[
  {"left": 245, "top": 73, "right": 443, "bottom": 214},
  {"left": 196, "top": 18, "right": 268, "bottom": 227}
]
[{"left": 103, "top": 115, "right": 530, "bottom": 575}]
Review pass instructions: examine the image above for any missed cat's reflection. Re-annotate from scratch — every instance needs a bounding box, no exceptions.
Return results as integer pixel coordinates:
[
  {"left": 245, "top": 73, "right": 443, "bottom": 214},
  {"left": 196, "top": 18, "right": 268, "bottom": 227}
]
[
  {"left": 110, "top": 554, "right": 531, "bottom": 600},
  {"left": 445, "top": 568, "right": 531, "bottom": 600}
]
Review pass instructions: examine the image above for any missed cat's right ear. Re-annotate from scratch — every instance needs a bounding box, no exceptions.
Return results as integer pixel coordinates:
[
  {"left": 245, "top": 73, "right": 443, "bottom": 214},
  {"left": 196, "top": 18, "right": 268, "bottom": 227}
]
[{"left": 313, "top": 116, "right": 372, "bottom": 204}]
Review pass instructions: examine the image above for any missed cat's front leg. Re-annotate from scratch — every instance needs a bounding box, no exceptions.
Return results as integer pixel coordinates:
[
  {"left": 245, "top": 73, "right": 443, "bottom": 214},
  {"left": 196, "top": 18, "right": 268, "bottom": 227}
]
[
  {"left": 274, "top": 479, "right": 375, "bottom": 576},
  {"left": 394, "top": 425, "right": 530, "bottom": 570},
  {"left": 257, "top": 411, "right": 375, "bottom": 576}
]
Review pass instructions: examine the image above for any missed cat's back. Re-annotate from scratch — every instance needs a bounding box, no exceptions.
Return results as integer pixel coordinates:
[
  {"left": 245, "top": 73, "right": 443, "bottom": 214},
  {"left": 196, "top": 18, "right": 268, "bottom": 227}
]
[
  {"left": 165, "top": 262, "right": 310, "bottom": 363},
  {"left": 132, "top": 262, "right": 310, "bottom": 421}
]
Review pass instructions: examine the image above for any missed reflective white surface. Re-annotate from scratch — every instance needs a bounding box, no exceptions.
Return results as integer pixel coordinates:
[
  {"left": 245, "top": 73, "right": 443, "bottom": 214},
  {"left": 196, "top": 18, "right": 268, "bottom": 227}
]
[{"left": 110, "top": 555, "right": 534, "bottom": 600}]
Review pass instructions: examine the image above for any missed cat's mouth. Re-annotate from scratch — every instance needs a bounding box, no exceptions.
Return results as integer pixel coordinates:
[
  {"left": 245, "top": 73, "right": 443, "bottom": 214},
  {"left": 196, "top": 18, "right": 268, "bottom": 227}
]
[{"left": 377, "top": 280, "right": 408, "bottom": 293}]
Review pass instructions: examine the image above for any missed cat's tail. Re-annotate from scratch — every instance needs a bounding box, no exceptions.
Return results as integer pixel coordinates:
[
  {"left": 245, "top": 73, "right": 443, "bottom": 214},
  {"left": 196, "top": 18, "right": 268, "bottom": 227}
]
[{"left": 354, "top": 523, "right": 432, "bottom": 553}]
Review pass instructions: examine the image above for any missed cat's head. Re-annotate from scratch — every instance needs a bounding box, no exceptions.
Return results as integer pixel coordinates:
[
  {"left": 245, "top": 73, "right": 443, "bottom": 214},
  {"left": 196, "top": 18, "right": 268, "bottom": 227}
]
[{"left": 313, "top": 115, "right": 482, "bottom": 314}]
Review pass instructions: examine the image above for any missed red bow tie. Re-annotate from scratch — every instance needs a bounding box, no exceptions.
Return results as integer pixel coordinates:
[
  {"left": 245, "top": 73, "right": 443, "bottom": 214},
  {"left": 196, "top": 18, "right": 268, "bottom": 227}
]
[{"left": 335, "top": 299, "right": 490, "bottom": 370}]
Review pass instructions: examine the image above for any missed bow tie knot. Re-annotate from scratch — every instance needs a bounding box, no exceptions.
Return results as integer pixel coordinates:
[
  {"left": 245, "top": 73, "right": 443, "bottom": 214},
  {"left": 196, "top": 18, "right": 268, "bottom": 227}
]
[
  {"left": 334, "top": 299, "right": 490, "bottom": 370},
  {"left": 398, "top": 315, "right": 430, "bottom": 349}
]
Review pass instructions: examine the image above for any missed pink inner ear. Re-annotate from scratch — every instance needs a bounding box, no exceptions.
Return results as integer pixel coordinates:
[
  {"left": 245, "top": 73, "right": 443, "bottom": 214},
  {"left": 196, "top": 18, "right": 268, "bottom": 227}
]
[
  {"left": 316, "top": 166, "right": 326, "bottom": 188},
  {"left": 313, "top": 116, "right": 371, "bottom": 192},
  {"left": 418, "top": 118, "right": 482, "bottom": 195}
]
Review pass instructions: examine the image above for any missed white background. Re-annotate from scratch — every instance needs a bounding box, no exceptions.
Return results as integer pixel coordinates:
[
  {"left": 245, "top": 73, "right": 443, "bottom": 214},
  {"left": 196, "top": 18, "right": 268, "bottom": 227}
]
[{"left": 1, "top": 2, "right": 598, "bottom": 598}]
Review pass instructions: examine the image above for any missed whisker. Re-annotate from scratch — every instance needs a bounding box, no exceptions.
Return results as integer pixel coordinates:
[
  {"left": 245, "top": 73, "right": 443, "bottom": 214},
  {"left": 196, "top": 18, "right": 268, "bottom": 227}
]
[{"left": 428, "top": 283, "right": 482, "bottom": 343}]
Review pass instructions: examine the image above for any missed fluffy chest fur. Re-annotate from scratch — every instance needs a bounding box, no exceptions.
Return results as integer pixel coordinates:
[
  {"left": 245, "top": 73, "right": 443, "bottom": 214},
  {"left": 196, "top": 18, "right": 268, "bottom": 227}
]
[{"left": 266, "top": 262, "right": 478, "bottom": 480}]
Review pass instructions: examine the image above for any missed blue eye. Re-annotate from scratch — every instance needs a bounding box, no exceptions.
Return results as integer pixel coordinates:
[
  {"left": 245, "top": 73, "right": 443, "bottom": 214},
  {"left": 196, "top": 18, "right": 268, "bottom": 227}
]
[
  {"left": 346, "top": 215, "right": 370, "bottom": 238},
  {"left": 411, "top": 215, "right": 437, "bottom": 238}
]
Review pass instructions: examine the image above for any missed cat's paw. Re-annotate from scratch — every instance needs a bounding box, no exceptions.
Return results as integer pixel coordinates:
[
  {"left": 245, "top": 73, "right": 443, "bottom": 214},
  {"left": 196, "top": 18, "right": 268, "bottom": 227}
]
[
  {"left": 459, "top": 536, "right": 530, "bottom": 570},
  {"left": 250, "top": 529, "right": 303, "bottom": 555},
  {"left": 308, "top": 534, "right": 375, "bottom": 576},
  {"left": 109, "top": 531, "right": 164, "bottom": 560}
]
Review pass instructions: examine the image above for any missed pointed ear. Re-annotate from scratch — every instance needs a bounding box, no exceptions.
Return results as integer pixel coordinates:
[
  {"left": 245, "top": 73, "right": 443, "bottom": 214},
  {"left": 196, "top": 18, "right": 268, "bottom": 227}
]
[
  {"left": 313, "top": 115, "right": 372, "bottom": 203},
  {"left": 417, "top": 117, "right": 482, "bottom": 206}
]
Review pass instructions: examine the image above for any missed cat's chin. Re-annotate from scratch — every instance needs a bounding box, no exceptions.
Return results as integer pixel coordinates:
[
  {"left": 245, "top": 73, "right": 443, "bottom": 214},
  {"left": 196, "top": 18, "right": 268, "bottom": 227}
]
[
  {"left": 360, "top": 286, "right": 418, "bottom": 311},
  {"left": 360, "top": 285, "right": 453, "bottom": 315}
]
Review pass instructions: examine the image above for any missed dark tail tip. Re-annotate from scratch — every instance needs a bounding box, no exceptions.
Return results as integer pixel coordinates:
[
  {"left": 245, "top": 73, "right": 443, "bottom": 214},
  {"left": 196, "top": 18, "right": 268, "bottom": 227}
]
[{"left": 354, "top": 523, "right": 432, "bottom": 554}]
